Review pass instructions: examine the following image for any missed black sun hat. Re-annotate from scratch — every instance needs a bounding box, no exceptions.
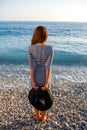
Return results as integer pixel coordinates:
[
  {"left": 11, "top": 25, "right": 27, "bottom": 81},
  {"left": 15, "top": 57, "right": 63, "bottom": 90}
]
[{"left": 28, "top": 88, "right": 53, "bottom": 111}]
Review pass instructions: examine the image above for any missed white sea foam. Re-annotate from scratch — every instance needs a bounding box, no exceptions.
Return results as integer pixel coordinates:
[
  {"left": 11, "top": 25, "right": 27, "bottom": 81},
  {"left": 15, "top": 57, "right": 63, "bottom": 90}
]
[
  {"left": 0, "top": 65, "right": 87, "bottom": 84},
  {"left": 52, "top": 65, "right": 87, "bottom": 82}
]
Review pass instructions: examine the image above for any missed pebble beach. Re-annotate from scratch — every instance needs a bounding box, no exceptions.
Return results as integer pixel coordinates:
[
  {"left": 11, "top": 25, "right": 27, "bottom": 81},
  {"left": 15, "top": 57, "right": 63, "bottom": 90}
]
[{"left": 0, "top": 65, "right": 87, "bottom": 130}]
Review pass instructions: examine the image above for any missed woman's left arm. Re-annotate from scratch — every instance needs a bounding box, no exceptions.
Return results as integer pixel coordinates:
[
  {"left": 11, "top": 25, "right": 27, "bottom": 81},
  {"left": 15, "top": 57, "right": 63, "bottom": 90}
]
[
  {"left": 28, "top": 47, "right": 39, "bottom": 90},
  {"left": 30, "top": 68, "right": 39, "bottom": 90}
]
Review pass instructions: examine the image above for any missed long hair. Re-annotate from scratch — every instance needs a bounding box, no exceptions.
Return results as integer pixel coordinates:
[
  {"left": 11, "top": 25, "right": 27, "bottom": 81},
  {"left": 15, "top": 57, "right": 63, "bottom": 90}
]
[{"left": 31, "top": 26, "right": 48, "bottom": 45}]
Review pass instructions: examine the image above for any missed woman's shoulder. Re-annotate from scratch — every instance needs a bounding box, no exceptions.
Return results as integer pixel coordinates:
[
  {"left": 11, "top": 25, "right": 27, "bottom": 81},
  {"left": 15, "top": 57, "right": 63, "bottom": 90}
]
[
  {"left": 29, "top": 44, "right": 53, "bottom": 52},
  {"left": 29, "top": 44, "right": 37, "bottom": 51},
  {"left": 45, "top": 45, "right": 53, "bottom": 53},
  {"left": 45, "top": 45, "right": 53, "bottom": 49}
]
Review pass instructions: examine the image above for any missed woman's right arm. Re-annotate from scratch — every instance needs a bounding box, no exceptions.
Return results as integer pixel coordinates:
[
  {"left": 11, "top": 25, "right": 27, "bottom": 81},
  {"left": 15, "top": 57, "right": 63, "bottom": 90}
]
[
  {"left": 41, "top": 69, "right": 51, "bottom": 90},
  {"left": 41, "top": 47, "right": 53, "bottom": 90}
]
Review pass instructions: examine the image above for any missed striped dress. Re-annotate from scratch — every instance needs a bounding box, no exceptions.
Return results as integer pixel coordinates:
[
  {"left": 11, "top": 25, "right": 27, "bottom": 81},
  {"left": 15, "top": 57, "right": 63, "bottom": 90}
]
[{"left": 28, "top": 44, "right": 53, "bottom": 86}]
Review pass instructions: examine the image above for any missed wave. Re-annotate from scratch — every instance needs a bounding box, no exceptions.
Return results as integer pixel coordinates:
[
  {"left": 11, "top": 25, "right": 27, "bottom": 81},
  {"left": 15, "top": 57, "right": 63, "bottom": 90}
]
[
  {"left": 0, "top": 49, "right": 87, "bottom": 65},
  {"left": 53, "top": 50, "right": 87, "bottom": 65},
  {"left": 0, "top": 49, "right": 28, "bottom": 65}
]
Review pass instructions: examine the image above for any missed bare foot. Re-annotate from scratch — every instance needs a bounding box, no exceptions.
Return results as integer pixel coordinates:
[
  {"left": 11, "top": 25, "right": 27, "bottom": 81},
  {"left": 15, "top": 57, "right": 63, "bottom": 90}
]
[{"left": 41, "top": 116, "right": 47, "bottom": 123}]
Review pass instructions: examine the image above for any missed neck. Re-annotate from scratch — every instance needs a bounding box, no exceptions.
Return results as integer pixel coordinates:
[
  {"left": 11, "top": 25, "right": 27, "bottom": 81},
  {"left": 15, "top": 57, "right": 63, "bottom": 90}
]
[{"left": 37, "top": 42, "right": 45, "bottom": 45}]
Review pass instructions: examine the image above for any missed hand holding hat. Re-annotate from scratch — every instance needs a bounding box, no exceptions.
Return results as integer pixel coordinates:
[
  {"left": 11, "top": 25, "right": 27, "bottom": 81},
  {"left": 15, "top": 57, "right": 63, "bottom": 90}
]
[{"left": 28, "top": 87, "right": 53, "bottom": 111}]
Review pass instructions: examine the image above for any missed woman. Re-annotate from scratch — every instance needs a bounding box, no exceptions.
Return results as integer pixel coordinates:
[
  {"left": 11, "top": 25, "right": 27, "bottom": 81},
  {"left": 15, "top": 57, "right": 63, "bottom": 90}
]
[{"left": 28, "top": 26, "right": 53, "bottom": 123}]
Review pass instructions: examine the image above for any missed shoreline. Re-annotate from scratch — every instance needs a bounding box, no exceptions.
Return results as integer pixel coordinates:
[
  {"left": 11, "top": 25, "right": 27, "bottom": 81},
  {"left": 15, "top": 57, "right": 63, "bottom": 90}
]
[{"left": 0, "top": 64, "right": 87, "bottom": 84}]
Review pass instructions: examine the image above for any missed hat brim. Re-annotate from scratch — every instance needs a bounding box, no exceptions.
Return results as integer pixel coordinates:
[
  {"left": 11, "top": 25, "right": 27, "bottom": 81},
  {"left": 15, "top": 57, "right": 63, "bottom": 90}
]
[{"left": 28, "top": 88, "right": 53, "bottom": 111}]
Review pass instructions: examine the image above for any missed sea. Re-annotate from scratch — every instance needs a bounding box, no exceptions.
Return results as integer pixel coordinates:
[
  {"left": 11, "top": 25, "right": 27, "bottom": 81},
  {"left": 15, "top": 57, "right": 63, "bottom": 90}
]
[{"left": 0, "top": 21, "right": 87, "bottom": 82}]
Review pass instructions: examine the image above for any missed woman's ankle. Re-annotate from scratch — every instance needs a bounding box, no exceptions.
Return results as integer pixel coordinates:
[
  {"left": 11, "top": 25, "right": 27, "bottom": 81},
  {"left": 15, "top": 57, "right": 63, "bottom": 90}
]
[
  {"left": 34, "top": 108, "right": 41, "bottom": 118},
  {"left": 41, "top": 111, "right": 47, "bottom": 122}
]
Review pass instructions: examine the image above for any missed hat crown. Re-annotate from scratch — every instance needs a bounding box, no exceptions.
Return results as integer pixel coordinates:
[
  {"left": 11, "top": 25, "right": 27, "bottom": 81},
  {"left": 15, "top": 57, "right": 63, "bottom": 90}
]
[
  {"left": 34, "top": 96, "right": 45, "bottom": 108},
  {"left": 28, "top": 88, "right": 53, "bottom": 111}
]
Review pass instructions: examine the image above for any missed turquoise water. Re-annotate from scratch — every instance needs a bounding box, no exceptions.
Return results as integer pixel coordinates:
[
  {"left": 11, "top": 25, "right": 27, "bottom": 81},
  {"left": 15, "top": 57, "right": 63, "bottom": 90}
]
[{"left": 0, "top": 21, "right": 87, "bottom": 65}]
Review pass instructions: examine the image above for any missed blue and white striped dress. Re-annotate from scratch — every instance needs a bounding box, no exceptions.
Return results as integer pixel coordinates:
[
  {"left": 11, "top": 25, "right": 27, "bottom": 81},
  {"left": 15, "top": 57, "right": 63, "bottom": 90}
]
[{"left": 28, "top": 44, "right": 53, "bottom": 86}]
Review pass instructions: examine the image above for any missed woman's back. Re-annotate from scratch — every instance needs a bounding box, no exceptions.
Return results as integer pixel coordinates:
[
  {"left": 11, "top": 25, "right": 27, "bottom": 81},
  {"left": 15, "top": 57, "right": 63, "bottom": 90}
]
[
  {"left": 29, "top": 44, "right": 53, "bottom": 68},
  {"left": 29, "top": 44, "right": 53, "bottom": 86}
]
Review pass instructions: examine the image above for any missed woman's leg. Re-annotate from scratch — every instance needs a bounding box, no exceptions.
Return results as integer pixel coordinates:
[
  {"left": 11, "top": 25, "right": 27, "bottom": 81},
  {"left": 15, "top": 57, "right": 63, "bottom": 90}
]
[
  {"left": 33, "top": 108, "right": 41, "bottom": 120},
  {"left": 41, "top": 110, "right": 47, "bottom": 123}
]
